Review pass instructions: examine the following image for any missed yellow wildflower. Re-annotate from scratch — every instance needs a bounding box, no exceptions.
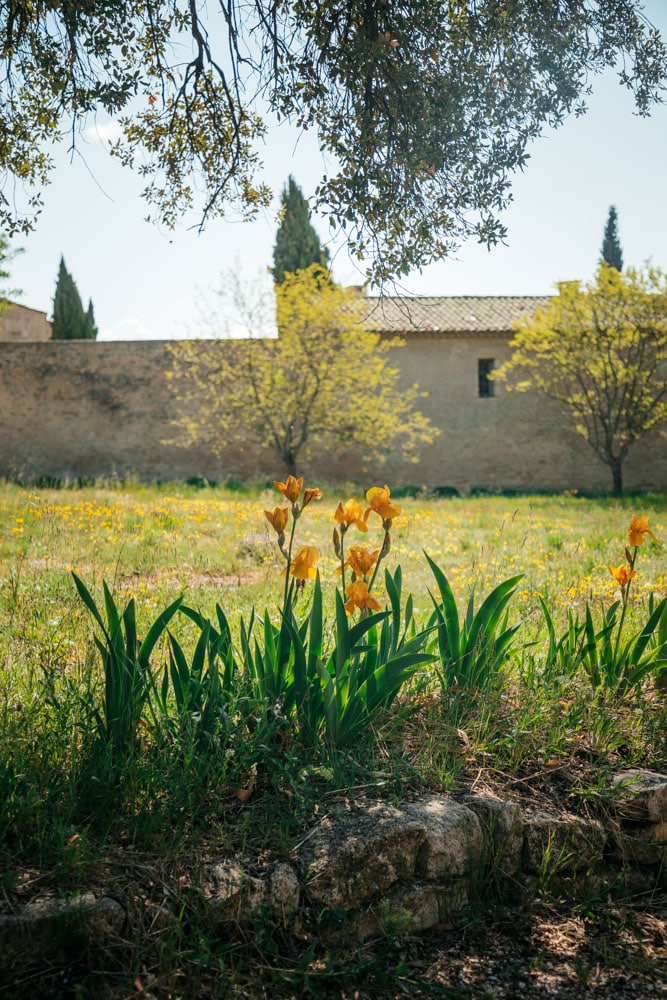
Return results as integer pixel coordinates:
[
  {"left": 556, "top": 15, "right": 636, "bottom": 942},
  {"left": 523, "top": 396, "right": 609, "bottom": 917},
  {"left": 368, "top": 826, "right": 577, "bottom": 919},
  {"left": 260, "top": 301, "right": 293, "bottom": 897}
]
[
  {"left": 628, "top": 515, "right": 657, "bottom": 547},
  {"left": 365, "top": 485, "right": 401, "bottom": 523},
  {"left": 274, "top": 475, "right": 303, "bottom": 503},
  {"left": 344, "top": 581, "right": 382, "bottom": 615}
]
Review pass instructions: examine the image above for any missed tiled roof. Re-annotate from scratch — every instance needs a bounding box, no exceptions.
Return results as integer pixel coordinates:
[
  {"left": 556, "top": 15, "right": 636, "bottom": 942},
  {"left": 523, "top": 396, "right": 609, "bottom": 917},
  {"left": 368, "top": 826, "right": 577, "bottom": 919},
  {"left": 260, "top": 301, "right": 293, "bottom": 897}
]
[
  {"left": 1, "top": 299, "right": 49, "bottom": 317},
  {"left": 364, "top": 295, "right": 551, "bottom": 334}
]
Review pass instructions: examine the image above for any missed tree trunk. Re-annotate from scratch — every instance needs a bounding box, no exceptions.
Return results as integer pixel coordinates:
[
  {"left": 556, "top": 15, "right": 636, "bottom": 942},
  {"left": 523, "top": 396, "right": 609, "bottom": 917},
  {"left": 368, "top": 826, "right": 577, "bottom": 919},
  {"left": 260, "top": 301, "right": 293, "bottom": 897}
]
[
  {"left": 282, "top": 451, "right": 299, "bottom": 478},
  {"left": 609, "top": 456, "right": 623, "bottom": 496}
]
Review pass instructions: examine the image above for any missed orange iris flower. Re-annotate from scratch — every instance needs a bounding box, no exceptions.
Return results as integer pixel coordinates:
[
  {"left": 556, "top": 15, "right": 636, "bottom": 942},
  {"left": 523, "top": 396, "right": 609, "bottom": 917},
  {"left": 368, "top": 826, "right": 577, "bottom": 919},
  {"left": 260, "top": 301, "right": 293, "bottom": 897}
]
[
  {"left": 264, "top": 506, "right": 289, "bottom": 535},
  {"left": 287, "top": 545, "right": 319, "bottom": 580},
  {"left": 344, "top": 581, "right": 382, "bottom": 615},
  {"left": 345, "top": 545, "right": 380, "bottom": 580},
  {"left": 302, "top": 487, "right": 323, "bottom": 508},
  {"left": 628, "top": 515, "right": 657, "bottom": 547},
  {"left": 334, "top": 499, "right": 368, "bottom": 532},
  {"left": 365, "top": 485, "right": 401, "bottom": 522},
  {"left": 609, "top": 564, "right": 636, "bottom": 587},
  {"left": 274, "top": 475, "right": 304, "bottom": 503}
]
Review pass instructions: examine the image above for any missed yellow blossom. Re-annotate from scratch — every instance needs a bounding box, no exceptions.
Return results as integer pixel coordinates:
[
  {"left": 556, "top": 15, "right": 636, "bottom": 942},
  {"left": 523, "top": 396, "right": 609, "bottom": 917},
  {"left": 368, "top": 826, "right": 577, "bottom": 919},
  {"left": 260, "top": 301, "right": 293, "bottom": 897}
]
[
  {"left": 274, "top": 475, "right": 304, "bottom": 503},
  {"left": 286, "top": 545, "right": 319, "bottom": 580},
  {"left": 334, "top": 499, "right": 368, "bottom": 532},
  {"left": 344, "top": 545, "right": 380, "bottom": 580},
  {"left": 628, "top": 515, "right": 657, "bottom": 547},
  {"left": 608, "top": 564, "right": 636, "bottom": 587},
  {"left": 365, "top": 485, "right": 401, "bottom": 523},
  {"left": 344, "top": 581, "right": 382, "bottom": 615},
  {"left": 264, "top": 506, "right": 289, "bottom": 535}
]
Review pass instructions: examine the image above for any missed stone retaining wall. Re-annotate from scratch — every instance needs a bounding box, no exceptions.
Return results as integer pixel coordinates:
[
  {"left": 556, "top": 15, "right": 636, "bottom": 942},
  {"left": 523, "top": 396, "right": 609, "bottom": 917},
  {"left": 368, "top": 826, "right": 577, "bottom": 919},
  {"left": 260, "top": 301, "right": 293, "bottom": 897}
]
[{"left": 2, "top": 770, "right": 665, "bottom": 963}]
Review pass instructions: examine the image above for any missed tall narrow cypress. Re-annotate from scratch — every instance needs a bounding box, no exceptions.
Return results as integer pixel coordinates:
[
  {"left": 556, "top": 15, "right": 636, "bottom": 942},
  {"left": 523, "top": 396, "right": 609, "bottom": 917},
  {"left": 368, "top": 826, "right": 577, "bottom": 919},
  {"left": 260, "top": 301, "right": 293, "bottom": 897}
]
[
  {"left": 600, "top": 206, "right": 623, "bottom": 272},
  {"left": 84, "top": 299, "right": 98, "bottom": 340},
  {"left": 51, "top": 257, "right": 97, "bottom": 339},
  {"left": 272, "top": 177, "right": 329, "bottom": 284}
]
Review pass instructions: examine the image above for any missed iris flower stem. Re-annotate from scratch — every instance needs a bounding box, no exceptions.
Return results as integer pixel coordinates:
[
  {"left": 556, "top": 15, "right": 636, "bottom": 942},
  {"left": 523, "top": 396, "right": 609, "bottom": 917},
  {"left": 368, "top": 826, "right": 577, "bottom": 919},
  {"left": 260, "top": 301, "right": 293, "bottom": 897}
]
[
  {"left": 339, "top": 531, "right": 347, "bottom": 593},
  {"left": 367, "top": 530, "right": 389, "bottom": 595},
  {"left": 613, "top": 545, "right": 637, "bottom": 672},
  {"left": 282, "top": 516, "right": 298, "bottom": 613}
]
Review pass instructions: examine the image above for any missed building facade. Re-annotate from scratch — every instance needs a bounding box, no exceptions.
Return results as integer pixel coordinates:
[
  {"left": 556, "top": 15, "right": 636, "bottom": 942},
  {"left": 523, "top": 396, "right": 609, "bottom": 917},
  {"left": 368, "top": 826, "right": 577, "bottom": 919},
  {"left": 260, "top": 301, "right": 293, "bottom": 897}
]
[{"left": 0, "top": 301, "right": 52, "bottom": 342}]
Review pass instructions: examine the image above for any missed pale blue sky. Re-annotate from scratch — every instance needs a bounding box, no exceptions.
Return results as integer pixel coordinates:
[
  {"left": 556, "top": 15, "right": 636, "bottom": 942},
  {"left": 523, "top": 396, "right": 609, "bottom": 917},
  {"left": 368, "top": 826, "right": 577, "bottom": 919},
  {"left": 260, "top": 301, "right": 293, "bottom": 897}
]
[{"left": 8, "top": 0, "right": 667, "bottom": 340}]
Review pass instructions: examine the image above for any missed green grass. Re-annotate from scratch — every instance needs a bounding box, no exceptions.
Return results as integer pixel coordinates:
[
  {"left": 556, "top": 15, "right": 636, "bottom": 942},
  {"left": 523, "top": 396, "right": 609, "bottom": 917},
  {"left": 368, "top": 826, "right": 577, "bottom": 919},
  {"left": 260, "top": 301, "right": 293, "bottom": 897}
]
[
  {"left": 0, "top": 479, "right": 665, "bottom": 997},
  {"left": 1, "top": 479, "right": 664, "bottom": 618}
]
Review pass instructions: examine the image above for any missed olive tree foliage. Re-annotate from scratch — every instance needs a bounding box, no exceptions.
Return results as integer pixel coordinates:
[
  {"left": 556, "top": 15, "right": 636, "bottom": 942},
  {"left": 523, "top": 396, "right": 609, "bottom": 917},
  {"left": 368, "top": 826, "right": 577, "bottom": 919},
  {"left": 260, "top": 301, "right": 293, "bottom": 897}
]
[
  {"left": 166, "top": 265, "right": 436, "bottom": 477},
  {"left": 0, "top": 233, "right": 15, "bottom": 300},
  {"left": 494, "top": 264, "right": 667, "bottom": 495},
  {"left": 1, "top": 3, "right": 666, "bottom": 282}
]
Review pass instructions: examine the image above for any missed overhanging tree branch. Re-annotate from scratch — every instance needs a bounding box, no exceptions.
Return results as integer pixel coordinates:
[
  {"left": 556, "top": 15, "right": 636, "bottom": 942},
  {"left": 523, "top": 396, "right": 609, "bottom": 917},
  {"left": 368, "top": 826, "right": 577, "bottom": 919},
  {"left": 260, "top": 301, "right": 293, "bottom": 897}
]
[{"left": 0, "top": 3, "right": 666, "bottom": 279}]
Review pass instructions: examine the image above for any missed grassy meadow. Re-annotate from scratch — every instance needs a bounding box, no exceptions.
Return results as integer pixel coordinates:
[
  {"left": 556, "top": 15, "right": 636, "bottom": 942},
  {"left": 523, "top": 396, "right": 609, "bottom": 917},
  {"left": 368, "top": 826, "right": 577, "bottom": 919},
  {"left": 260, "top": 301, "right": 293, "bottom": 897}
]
[
  {"left": 0, "top": 478, "right": 665, "bottom": 996},
  {"left": 2, "top": 478, "right": 665, "bottom": 619}
]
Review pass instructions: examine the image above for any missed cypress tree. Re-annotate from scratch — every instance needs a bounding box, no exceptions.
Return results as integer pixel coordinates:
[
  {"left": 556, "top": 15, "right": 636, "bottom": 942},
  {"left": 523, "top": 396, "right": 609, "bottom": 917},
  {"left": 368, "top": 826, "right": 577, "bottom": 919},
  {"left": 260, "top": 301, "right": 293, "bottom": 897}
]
[
  {"left": 272, "top": 177, "right": 329, "bottom": 284},
  {"left": 600, "top": 205, "right": 623, "bottom": 272},
  {"left": 84, "top": 299, "right": 98, "bottom": 340},
  {"left": 51, "top": 256, "right": 97, "bottom": 339}
]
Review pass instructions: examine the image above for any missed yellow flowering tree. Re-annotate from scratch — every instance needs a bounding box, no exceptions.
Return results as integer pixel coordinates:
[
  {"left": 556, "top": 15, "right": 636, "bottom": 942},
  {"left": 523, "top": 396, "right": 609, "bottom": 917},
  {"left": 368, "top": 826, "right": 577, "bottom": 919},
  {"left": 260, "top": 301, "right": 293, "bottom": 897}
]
[
  {"left": 167, "top": 265, "right": 436, "bottom": 476},
  {"left": 0, "top": 234, "right": 21, "bottom": 329},
  {"left": 495, "top": 264, "right": 667, "bottom": 495}
]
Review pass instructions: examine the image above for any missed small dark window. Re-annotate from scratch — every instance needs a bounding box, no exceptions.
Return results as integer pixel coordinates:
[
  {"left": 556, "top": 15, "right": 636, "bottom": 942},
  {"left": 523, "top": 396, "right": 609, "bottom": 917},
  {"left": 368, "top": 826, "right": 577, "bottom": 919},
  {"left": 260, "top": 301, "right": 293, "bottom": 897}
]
[{"left": 478, "top": 358, "right": 495, "bottom": 398}]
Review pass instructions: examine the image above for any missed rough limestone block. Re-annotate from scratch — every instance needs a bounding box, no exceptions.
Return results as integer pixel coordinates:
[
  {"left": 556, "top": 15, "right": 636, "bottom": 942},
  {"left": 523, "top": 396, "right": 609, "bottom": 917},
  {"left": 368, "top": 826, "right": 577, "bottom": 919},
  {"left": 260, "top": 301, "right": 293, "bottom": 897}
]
[
  {"left": 405, "top": 797, "right": 484, "bottom": 880},
  {"left": 269, "top": 862, "right": 300, "bottom": 920},
  {"left": 297, "top": 801, "right": 427, "bottom": 909},
  {"left": 611, "top": 819, "right": 667, "bottom": 871},
  {"left": 433, "top": 880, "right": 470, "bottom": 920},
  {"left": 609, "top": 771, "right": 667, "bottom": 874},
  {"left": 297, "top": 795, "right": 487, "bottom": 914},
  {"left": 0, "top": 893, "right": 124, "bottom": 963},
  {"left": 347, "top": 881, "right": 441, "bottom": 941},
  {"left": 611, "top": 770, "right": 667, "bottom": 823},
  {"left": 200, "top": 860, "right": 266, "bottom": 922},
  {"left": 522, "top": 811, "right": 607, "bottom": 875},
  {"left": 462, "top": 794, "right": 524, "bottom": 877}
]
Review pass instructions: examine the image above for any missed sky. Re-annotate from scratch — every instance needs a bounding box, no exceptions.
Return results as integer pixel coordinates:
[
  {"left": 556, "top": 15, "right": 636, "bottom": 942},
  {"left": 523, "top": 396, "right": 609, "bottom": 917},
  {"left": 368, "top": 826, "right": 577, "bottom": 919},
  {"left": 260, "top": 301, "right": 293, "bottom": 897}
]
[{"left": 7, "top": 1, "right": 667, "bottom": 341}]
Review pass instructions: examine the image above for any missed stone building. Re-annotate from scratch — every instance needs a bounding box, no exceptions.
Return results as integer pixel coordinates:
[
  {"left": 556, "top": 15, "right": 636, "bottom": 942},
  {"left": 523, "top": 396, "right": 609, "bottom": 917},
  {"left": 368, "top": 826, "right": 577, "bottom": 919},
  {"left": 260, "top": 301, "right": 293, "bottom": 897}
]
[
  {"left": 357, "top": 294, "right": 665, "bottom": 493},
  {"left": 367, "top": 292, "right": 551, "bottom": 402},
  {"left": 0, "top": 301, "right": 52, "bottom": 342}
]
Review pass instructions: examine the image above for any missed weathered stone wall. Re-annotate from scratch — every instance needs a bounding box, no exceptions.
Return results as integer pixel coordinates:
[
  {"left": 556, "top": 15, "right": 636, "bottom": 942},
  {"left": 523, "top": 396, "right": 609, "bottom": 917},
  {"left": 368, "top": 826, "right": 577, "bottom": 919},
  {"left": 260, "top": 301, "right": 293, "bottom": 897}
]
[{"left": 0, "top": 338, "right": 664, "bottom": 492}]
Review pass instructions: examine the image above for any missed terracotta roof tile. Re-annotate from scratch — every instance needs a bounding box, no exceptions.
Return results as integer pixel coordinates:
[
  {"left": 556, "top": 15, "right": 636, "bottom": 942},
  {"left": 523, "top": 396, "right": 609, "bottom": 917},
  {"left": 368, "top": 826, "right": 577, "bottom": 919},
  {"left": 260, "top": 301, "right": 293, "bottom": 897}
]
[{"left": 364, "top": 295, "right": 552, "bottom": 334}]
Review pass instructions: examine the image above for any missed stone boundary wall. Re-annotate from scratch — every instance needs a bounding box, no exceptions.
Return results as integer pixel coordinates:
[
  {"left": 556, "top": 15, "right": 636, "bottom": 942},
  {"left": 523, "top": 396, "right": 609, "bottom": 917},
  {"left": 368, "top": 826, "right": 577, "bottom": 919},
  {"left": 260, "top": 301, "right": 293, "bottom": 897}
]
[{"left": 0, "top": 339, "right": 664, "bottom": 492}]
